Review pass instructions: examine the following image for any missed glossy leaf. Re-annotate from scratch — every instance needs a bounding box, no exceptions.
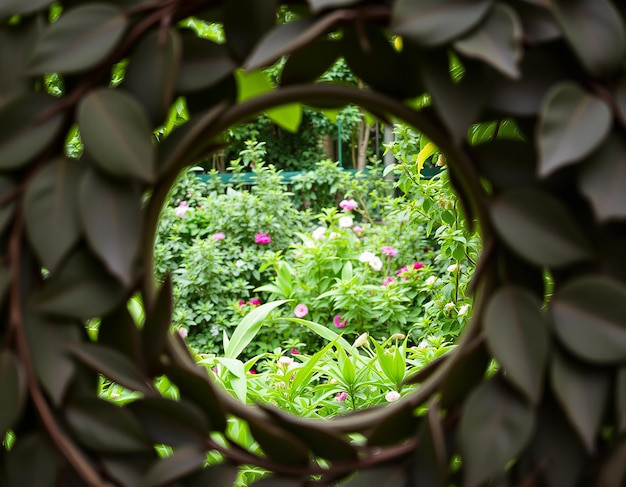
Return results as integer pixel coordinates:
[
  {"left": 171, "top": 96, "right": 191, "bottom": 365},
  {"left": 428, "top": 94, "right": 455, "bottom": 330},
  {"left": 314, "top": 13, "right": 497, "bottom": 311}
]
[
  {"left": 490, "top": 188, "right": 593, "bottom": 267},
  {"left": 224, "top": 0, "right": 277, "bottom": 62},
  {"left": 549, "top": 0, "right": 625, "bottom": 78},
  {"left": 141, "top": 446, "right": 208, "bottom": 487},
  {"left": 0, "top": 0, "right": 53, "bottom": 18},
  {"left": 247, "top": 414, "right": 311, "bottom": 467},
  {"left": 440, "top": 338, "right": 490, "bottom": 409},
  {"left": 99, "top": 303, "right": 142, "bottom": 363},
  {"left": 101, "top": 453, "right": 156, "bottom": 487},
  {"left": 484, "top": 285, "right": 549, "bottom": 403},
  {"left": 26, "top": 4, "right": 127, "bottom": 75},
  {"left": 537, "top": 82, "right": 611, "bottom": 177},
  {"left": 66, "top": 397, "right": 151, "bottom": 454},
  {"left": 5, "top": 433, "right": 58, "bottom": 487},
  {"left": 454, "top": 4, "right": 523, "bottom": 78},
  {"left": 123, "top": 28, "right": 182, "bottom": 126},
  {"left": 79, "top": 168, "right": 142, "bottom": 286},
  {"left": 459, "top": 378, "right": 535, "bottom": 487},
  {"left": 34, "top": 247, "right": 126, "bottom": 320},
  {"left": 184, "top": 464, "right": 239, "bottom": 487},
  {"left": 516, "top": 2, "right": 561, "bottom": 43},
  {"left": 618, "top": 368, "right": 626, "bottom": 434},
  {"left": 391, "top": 0, "right": 493, "bottom": 46},
  {"left": 68, "top": 343, "right": 152, "bottom": 394},
  {"left": 472, "top": 140, "right": 538, "bottom": 191},
  {"left": 550, "top": 352, "right": 609, "bottom": 453},
  {"left": 0, "top": 351, "right": 25, "bottom": 438},
  {"left": 0, "top": 92, "right": 65, "bottom": 170},
  {"left": 24, "top": 158, "right": 82, "bottom": 272},
  {"left": 281, "top": 38, "right": 340, "bottom": 85},
  {"left": 127, "top": 398, "right": 210, "bottom": 447},
  {"left": 367, "top": 401, "right": 419, "bottom": 447},
  {"left": 579, "top": 133, "right": 626, "bottom": 221},
  {"left": 78, "top": 88, "right": 156, "bottom": 182},
  {"left": 551, "top": 276, "right": 626, "bottom": 364},
  {"left": 177, "top": 32, "right": 236, "bottom": 93}
]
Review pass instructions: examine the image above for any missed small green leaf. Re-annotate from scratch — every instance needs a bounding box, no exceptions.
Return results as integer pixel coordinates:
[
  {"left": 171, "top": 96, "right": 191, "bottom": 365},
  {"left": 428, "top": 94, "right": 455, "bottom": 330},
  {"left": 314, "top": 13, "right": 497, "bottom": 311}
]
[
  {"left": 454, "top": 4, "right": 523, "bottom": 78},
  {"left": 26, "top": 4, "right": 127, "bottom": 75},
  {"left": 551, "top": 276, "right": 626, "bottom": 364},
  {"left": 0, "top": 351, "right": 25, "bottom": 438},
  {"left": 484, "top": 285, "right": 549, "bottom": 403},
  {"left": 0, "top": 93, "right": 65, "bottom": 171},
  {"left": 391, "top": 0, "right": 493, "bottom": 46},
  {"left": 550, "top": 352, "right": 609, "bottom": 453},
  {"left": 24, "top": 158, "right": 82, "bottom": 272},
  {"left": 79, "top": 168, "right": 142, "bottom": 286},
  {"left": 490, "top": 188, "right": 593, "bottom": 267},
  {"left": 537, "top": 81, "right": 612, "bottom": 177},
  {"left": 459, "top": 377, "right": 535, "bottom": 487},
  {"left": 78, "top": 88, "right": 156, "bottom": 182}
]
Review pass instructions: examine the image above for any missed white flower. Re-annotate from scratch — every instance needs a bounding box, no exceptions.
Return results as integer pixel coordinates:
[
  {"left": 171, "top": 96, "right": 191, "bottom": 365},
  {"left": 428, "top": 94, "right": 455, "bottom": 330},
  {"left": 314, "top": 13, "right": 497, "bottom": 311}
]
[
  {"left": 369, "top": 256, "right": 383, "bottom": 271},
  {"left": 277, "top": 356, "right": 294, "bottom": 367},
  {"left": 447, "top": 263, "right": 459, "bottom": 272},
  {"left": 359, "top": 251, "right": 376, "bottom": 263},
  {"left": 329, "top": 232, "right": 340, "bottom": 239},
  {"left": 385, "top": 391, "right": 401, "bottom": 402},
  {"left": 418, "top": 340, "right": 428, "bottom": 349},
  {"left": 458, "top": 304, "right": 470, "bottom": 316},
  {"left": 235, "top": 259, "right": 245, "bottom": 268},
  {"left": 353, "top": 333, "right": 368, "bottom": 347},
  {"left": 425, "top": 276, "right": 437, "bottom": 286},
  {"left": 312, "top": 226, "right": 326, "bottom": 241},
  {"left": 444, "top": 302, "right": 455, "bottom": 310},
  {"left": 338, "top": 216, "right": 353, "bottom": 228}
]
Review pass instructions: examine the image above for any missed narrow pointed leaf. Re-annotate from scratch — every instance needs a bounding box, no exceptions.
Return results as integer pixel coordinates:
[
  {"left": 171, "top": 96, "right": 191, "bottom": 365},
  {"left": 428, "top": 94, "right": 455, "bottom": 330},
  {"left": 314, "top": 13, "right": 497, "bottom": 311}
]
[
  {"left": 0, "top": 93, "right": 65, "bottom": 170},
  {"left": 454, "top": 4, "right": 523, "bottom": 78},
  {"left": 391, "top": 0, "right": 493, "bottom": 46},
  {"left": 26, "top": 4, "right": 127, "bottom": 75},
  {"left": 551, "top": 276, "right": 626, "bottom": 363},
  {"left": 484, "top": 285, "right": 549, "bottom": 403},
  {"left": 142, "top": 277, "right": 173, "bottom": 371},
  {"left": 24, "top": 158, "right": 82, "bottom": 272},
  {"left": 99, "top": 303, "right": 142, "bottom": 363},
  {"left": 78, "top": 88, "right": 156, "bottom": 182},
  {"left": 79, "top": 168, "right": 142, "bottom": 286},
  {"left": 579, "top": 133, "right": 626, "bottom": 221},
  {"left": 490, "top": 188, "right": 593, "bottom": 267},
  {"left": 177, "top": 32, "right": 236, "bottom": 93},
  {"left": 549, "top": 0, "right": 625, "bottom": 78},
  {"left": 0, "top": 176, "right": 16, "bottom": 236},
  {"left": 550, "top": 352, "right": 609, "bottom": 453},
  {"left": 459, "top": 378, "right": 535, "bottom": 487},
  {"left": 537, "top": 82, "right": 611, "bottom": 177},
  {"left": 141, "top": 446, "right": 207, "bottom": 487},
  {"left": 411, "top": 406, "right": 448, "bottom": 487},
  {"left": 247, "top": 414, "right": 311, "bottom": 467},
  {"left": 224, "top": 0, "right": 277, "bottom": 62},
  {"left": 0, "top": 351, "right": 26, "bottom": 437},
  {"left": 618, "top": 368, "right": 626, "bottom": 434}
]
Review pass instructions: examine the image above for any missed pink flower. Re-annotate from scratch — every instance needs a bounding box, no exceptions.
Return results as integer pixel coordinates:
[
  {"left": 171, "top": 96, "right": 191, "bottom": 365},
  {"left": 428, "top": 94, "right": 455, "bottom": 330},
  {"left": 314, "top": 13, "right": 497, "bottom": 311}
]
[
  {"left": 339, "top": 199, "right": 358, "bottom": 211},
  {"left": 249, "top": 369, "right": 257, "bottom": 375},
  {"left": 353, "top": 226, "right": 364, "bottom": 235},
  {"left": 177, "top": 328, "right": 188, "bottom": 339},
  {"left": 212, "top": 232, "right": 225, "bottom": 240},
  {"left": 336, "top": 392, "right": 348, "bottom": 402},
  {"left": 413, "top": 261, "right": 424, "bottom": 270},
  {"left": 238, "top": 300, "right": 246, "bottom": 306},
  {"left": 396, "top": 266, "right": 410, "bottom": 276},
  {"left": 382, "top": 277, "right": 395, "bottom": 286},
  {"left": 175, "top": 201, "right": 189, "bottom": 217},
  {"left": 385, "top": 391, "right": 401, "bottom": 402},
  {"left": 290, "top": 348, "right": 300, "bottom": 355},
  {"left": 381, "top": 246, "right": 398, "bottom": 257},
  {"left": 249, "top": 298, "right": 261, "bottom": 306},
  {"left": 255, "top": 232, "right": 272, "bottom": 245},
  {"left": 294, "top": 304, "right": 309, "bottom": 318},
  {"left": 333, "top": 315, "right": 347, "bottom": 328}
]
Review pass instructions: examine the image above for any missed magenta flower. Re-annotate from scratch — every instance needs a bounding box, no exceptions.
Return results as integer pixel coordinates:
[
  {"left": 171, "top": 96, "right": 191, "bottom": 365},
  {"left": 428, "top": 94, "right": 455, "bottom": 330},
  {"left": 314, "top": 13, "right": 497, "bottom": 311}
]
[
  {"left": 175, "top": 201, "right": 189, "bottom": 217},
  {"left": 336, "top": 392, "right": 348, "bottom": 402},
  {"left": 413, "top": 261, "right": 424, "bottom": 270},
  {"left": 339, "top": 199, "right": 358, "bottom": 211},
  {"left": 294, "top": 304, "right": 309, "bottom": 318},
  {"left": 396, "top": 266, "right": 410, "bottom": 276},
  {"left": 212, "top": 232, "right": 225, "bottom": 240},
  {"left": 290, "top": 348, "right": 300, "bottom": 355},
  {"left": 255, "top": 232, "right": 272, "bottom": 245},
  {"left": 382, "top": 276, "right": 395, "bottom": 286},
  {"left": 352, "top": 225, "right": 364, "bottom": 235},
  {"left": 333, "top": 315, "right": 347, "bottom": 328},
  {"left": 249, "top": 298, "right": 261, "bottom": 306},
  {"left": 238, "top": 300, "right": 246, "bottom": 306},
  {"left": 381, "top": 246, "right": 398, "bottom": 257}
]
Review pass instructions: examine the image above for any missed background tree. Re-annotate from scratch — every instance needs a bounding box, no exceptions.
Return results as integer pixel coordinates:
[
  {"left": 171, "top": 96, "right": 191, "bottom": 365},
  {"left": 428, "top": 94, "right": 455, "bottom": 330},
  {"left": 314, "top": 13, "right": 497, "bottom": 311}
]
[{"left": 0, "top": 1, "right": 625, "bottom": 486}]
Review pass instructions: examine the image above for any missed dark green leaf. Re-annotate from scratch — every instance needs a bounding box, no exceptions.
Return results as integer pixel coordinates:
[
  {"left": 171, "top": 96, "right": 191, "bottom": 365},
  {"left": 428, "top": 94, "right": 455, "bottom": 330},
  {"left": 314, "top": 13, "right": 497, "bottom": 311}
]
[
  {"left": 307, "top": 0, "right": 360, "bottom": 12},
  {"left": 0, "top": 176, "right": 16, "bottom": 235},
  {"left": 123, "top": 28, "right": 181, "bottom": 126},
  {"left": 66, "top": 397, "right": 151, "bottom": 453},
  {"left": 281, "top": 38, "right": 340, "bottom": 85},
  {"left": 183, "top": 464, "right": 239, "bottom": 487},
  {"left": 596, "top": 438, "right": 626, "bottom": 487},
  {"left": 34, "top": 247, "right": 126, "bottom": 320},
  {"left": 411, "top": 406, "right": 448, "bottom": 487},
  {"left": 490, "top": 188, "right": 593, "bottom": 267},
  {"left": 440, "top": 338, "right": 490, "bottom": 409},
  {"left": 454, "top": 4, "right": 523, "bottom": 78},
  {"left": 79, "top": 168, "right": 142, "bottom": 286},
  {"left": 472, "top": 140, "right": 538, "bottom": 191},
  {"left": 484, "top": 285, "right": 549, "bottom": 404},
  {"left": 578, "top": 133, "right": 626, "bottom": 222},
  {"left": 6, "top": 433, "right": 58, "bottom": 487},
  {"left": 0, "top": 351, "right": 25, "bottom": 438},
  {"left": 339, "top": 466, "right": 408, "bottom": 487},
  {"left": 549, "top": 0, "right": 626, "bottom": 78},
  {"left": 615, "top": 74, "right": 626, "bottom": 130},
  {"left": 515, "top": 2, "right": 561, "bottom": 43},
  {"left": 68, "top": 343, "right": 152, "bottom": 394},
  {"left": 537, "top": 81, "right": 611, "bottom": 177},
  {"left": 102, "top": 453, "right": 157, "bottom": 487},
  {"left": 459, "top": 377, "right": 535, "bottom": 487},
  {"left": 126, "top": 398, "right": 210, "bottom": 447},
  {"left": 22, "top": 310, "right": 82, "bottom": 405},
  {"left": 26, "top": 4, "right": 127, "bottom": 75},
  {"left": 24, "top": 158, "right": 82, "bottom": 272},
  {"left": 99, "top": 303, "right": 142, "bottom": 363},
  {"left": 0, "top": 93, "right": 65, "bottom": 171},
  {"left": 224, "top": 0, "right": 277, "bottom": 62},
  {"left": 141, "top": 446, "right": 207, "bottom": 487},
  {"left": 551, "top": 276, "right": 626, "bottom": 364},
  {"left": 0, "top": 265, "right": 11, "bottom": 309},
  {"left": 618, "top": 368, "right": 626, "bottom": 434},
  {"left": 79, "top": 88, "right": 155, "bottom": 182},
  {"left": 0, "top": 0, "right": 52, "bottom": 18},
  {"left": 247, "top": 414, "right": 311, "bottom": 467},
  {"left": 142, "top": 277, "right": 173, "bottom": 372},
  {"left": 177, "top": 32, "right": 236, "bottom": 93},
  {"left": 367, "top": 401, "right": 419, "bottom": 447},
  {"left": 550, "top": 351, "right": 609, "bottom": 453},
  {"left": 391, "top": 0, "right": 493, "bottom": 46}
]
